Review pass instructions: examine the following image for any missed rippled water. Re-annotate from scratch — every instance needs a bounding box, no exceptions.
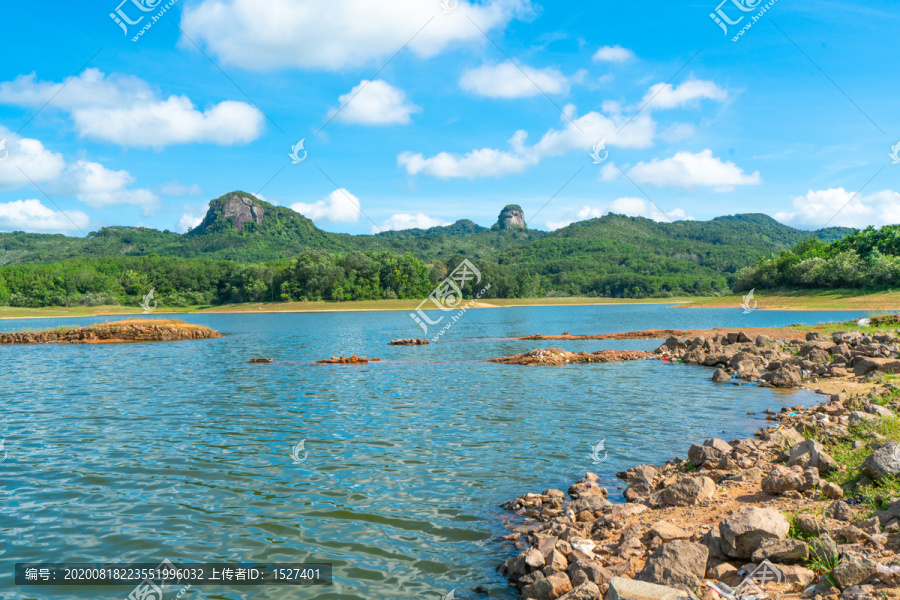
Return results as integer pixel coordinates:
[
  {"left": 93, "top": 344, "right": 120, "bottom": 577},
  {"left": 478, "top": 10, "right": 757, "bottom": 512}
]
[{"left": 0, "top": 304, "right": 867, "bottom": 599}]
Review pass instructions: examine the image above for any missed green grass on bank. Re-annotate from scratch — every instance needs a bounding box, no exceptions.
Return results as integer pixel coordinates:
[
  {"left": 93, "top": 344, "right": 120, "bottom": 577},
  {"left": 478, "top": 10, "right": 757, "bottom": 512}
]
[{"left": 681, "top": 289, "right": 900, "bottom": 311}]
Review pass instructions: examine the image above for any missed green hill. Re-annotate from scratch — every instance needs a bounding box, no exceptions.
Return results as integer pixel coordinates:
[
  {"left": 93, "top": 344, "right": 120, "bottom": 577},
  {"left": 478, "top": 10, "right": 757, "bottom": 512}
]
[{"left": 0, "top": 190, "right": 857, "bottom": 306}]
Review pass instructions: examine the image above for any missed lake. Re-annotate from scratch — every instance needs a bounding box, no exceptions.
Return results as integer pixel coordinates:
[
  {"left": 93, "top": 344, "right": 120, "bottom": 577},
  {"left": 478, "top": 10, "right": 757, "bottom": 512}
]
[{"left": 0, "top": 304, "right": 867, "bottom": 599}]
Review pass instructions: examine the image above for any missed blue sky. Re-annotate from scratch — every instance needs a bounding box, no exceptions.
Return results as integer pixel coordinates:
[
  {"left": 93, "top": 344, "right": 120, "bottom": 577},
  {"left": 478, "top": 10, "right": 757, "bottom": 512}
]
[{"left": 0, "top": 0, "right": 897, "bottom": 236}]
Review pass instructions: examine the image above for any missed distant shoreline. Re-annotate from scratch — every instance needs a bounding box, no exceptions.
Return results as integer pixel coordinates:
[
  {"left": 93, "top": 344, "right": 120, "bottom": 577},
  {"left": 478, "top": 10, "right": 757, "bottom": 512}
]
[{"left": 0, "top": 290, "right": 893, "bottom": 320}]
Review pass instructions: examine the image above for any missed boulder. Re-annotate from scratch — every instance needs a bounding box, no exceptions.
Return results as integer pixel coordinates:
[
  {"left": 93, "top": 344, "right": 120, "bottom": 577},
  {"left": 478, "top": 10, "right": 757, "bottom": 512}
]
[
  {"left": 822, "top": 481, "right": 844, "bottom": 499},
  {"left": 832, "top": 554, "right": 877, "bottom": 589},
  {"left": 712, "top": 368, "right": 731, "bottom": 382},
  {"left": 861, "top": 442, "right": 900, "bottom": 481},
  {"left": 719, "top": 506, "right": 790, "bottom": 559},
  {"left": 688, "top": 444, "right": 724, "bottom": 467},
  {"left": 656, "top": 476, "right": 715, "bottom": 507},
  {"left": 649, "top": 522, "right": 690, "bottom": 542},
  {"left": 825, "top": 500, "right": 856, "bottom": 522},
  {"left": 761, "top": 465, "right": 817, "bottom": 494},
  {"left": 769, "top": 366, "right": 802, "bottom": 387},
  {"left": 750, "top": 538, "right": 809, "bottom": 563},
  {"left": 557, "top": 582, "right": 602, "bottom": 600},
  {"left": 787, "top": 438, "right": 836, "bottom": 474},
  {"left": 570, "top": 495, "right": 612, "bottom": 513},
  {"left": 636, "top": 541, "right": 708, "bottom": 588},
  {"left": 522, "top": 572, "right": 572, "bottom": 600},
  {"left": 607, "top": 577, "right": 685, "bottom": 600}
]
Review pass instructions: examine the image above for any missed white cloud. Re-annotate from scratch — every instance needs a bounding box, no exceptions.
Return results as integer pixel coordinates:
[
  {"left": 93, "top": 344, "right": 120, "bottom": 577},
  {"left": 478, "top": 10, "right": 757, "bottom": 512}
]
[
  {"left": 0, "top": 130, "right": 66, "bottom": 190},
  {"left": 638, "top": 78, "right": 728, "bottom": 111},
  {"left": 64, "top": 160, "right": 160, "bottom": 214},
  {"left": 178, "top": 206, "right": 206, "bottom": 232},
  {"left": 627, "top": 149, "right": 761, "bottom": 191},
  {"left": 372, "top": 212, "right": 450, "bottom": 233},
  {"left": 180, "top": 0, "right": 533, "bottom": 71},
  {"left": 545, "top": 199, "right": 691, "bottom": 231},
  {"left": 459, "top": 62, "right": 569, "bottom": 98},
  {"left": 0, "top": 199, "right": 89, "bottom": 233},
  {"left": 775, "top": 188, "right": 900, "bottom": 229},
  {"left": 0, "top": 69, "right": 264, "bottom": 148},
  {"left": 659, "top": 123, "right": 695, "bottom": 143},
  {"left": 592, "top": 45, "right": 636, "bottom": 63},
  {"left": 160, "top": 181, "right": 204, "bottom": 196},
  {"left": 328, "top": 80, "right": 419, "bottom": 125},
  {"left": 399, "top": 105, "right": 655, "bottom": 178},
  {"left": 599, "top": 162, "right": 619, "bottom": 182},
  {"left": 290, "top": 189, "right": 361, "bottom": 223}
]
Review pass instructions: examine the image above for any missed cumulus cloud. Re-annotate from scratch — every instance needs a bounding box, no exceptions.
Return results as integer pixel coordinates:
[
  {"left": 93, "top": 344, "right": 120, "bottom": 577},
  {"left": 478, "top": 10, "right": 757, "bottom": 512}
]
[
  {"left": 0, "top": 199, "right": 90, "bottom": 233},
  {"left": 61, "top": 160, "right": 159, "bottom": 213},
  {"left": 637, "top": 78, "right": 728, "bottom": 111},
  {"left": 775, "top": 188, "right": 900, "bottom": 229},
  {"left": 178, "top": 206, "right": 206, "bottom": 232},
  {"left": 328, "top": 80, "right": 419, "bottom": 125},
  {"left": 398, "top": 105, "right": 655, "bottom": 178},
  {"left": 545, "top": 198, "right": 691, "bottom": 230},
  {"left": 459, "top": 62, "right": 569, "bottom": 98},
  {"left": 0, "top": 69, "right": 264, "bottom": 148},
  {"left": 592, "top": 45, "right": 636, "bottom": 63},
  {"left": 372, "top": 212, "right": 450, "bottom": 233},
  {"left": 180, "top": 0, "right": 533, "bottom": 71},
  {"left": 627, "top": 149, "right": 761, "bottom": 191},
  {"left": 290, "top": 189, "right": 361, "bottom": 223},
  {"left": 0, "top": 130, "right": 66, "bottom": 190}
]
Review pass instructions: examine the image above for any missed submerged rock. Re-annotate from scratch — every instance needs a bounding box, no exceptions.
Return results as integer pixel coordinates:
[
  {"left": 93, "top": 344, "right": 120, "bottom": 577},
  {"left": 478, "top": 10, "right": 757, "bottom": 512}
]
[{"left": 488, "top": 348, "right": 651, "bottom": 366}]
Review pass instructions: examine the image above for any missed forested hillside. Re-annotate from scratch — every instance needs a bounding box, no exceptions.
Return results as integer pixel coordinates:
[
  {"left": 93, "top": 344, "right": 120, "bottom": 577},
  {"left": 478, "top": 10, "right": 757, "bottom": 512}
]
[{"left": 0, "top": 191, "right": 856, "bottom": 307}]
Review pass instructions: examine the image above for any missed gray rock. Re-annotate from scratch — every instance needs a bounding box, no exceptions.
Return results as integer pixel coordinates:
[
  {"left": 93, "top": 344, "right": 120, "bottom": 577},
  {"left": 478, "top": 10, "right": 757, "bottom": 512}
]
[
  {"left": 750, "top": 538, "right": 809, "bottom": 563},
  {"left": 570, "top": 495, "right": 612, "bottom": 514},
  {"left": 719, "top": 506, "right": 790, "bottom": 559},
  {"left": 770, "top": 366, "right": 802, "bottom": 387},
  {"left": 607, "top": 577, "right": 685, "bottom": 600},
  {"left": 825, "top": 500, "right": 856, "bottom": 522},
  {"left": 832, "top": 554, "right": 877, "bottom": 589},
  {"left": 657, "top": 476, "right": 715, "bottom": 507},
  {"left": 557, "top": 582, "right": 602, "bottom": 600},
  {"left": 712, "top": 368, "right": 731, "bottom": 382},
  {"left": 761, "top": 465, "right": 817, "bottom": 494},
  {"left": 636, "top": 540, "right": 708, "bottom": 588},
  {"left": 822, "top": 481, "right": 844, "bottom": 499},
  {"left": 787, "top": 438, "right": 836, "bottom": 474},
  {"left": 688, "top": 444, "right": 724, "bottom": 467},
  {"left": 861, "top": 442, "right": 900, "bottom": 481}
]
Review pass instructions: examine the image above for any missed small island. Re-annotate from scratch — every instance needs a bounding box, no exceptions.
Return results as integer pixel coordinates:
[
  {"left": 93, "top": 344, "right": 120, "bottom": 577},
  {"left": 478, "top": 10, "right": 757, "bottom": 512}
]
[{"left": 0, "top": 319, "right": 223, "bottom": 345}]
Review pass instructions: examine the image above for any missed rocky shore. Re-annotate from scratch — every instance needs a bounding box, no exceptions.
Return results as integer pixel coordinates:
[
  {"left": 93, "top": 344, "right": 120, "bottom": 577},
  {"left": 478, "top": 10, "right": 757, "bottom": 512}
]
[
  {"left": 489, "top": 349, "right": 651, "bottom": 366},
  {"left": 654, "top": 328, "right": 900, "bottom": 388},
  {"left": 497, "top": 327, "right": 900, "bottom": 600},
  {"left": 0, "top": 319, "right": 222, "bottom": 344},
  {"left": 389, "top": 338, "right": 430, "bottom": 345}
]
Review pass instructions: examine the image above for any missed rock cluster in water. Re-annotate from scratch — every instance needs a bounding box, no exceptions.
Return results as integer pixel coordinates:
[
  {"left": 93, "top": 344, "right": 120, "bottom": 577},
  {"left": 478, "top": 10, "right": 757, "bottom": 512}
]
[
  {"left": 654, "top": 330, "right": 900, "bottom": 387},
  {"left": 316, "top": 355, "right": 380, "bottom": 364},
  {"left": 489, "top": 348, "right": 651, "bottom": 366},
  {"left": 0, "top": 319, "right": 222, "bottom": 344},
  {"left": 498, "top": 382, "right": 900, "bottom": 600},
  {"left": 389, "top": 338, "right": 430, "bottom": 346}
]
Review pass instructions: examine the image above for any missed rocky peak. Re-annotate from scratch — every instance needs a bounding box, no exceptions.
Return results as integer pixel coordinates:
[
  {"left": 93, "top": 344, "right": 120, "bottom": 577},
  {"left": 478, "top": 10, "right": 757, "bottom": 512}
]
[
  {"left": 498, "top": 204, "right": 526, "bottom": 230},
  {"left": 223, "top": 194, "right": 264, "bottom": 230}
]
